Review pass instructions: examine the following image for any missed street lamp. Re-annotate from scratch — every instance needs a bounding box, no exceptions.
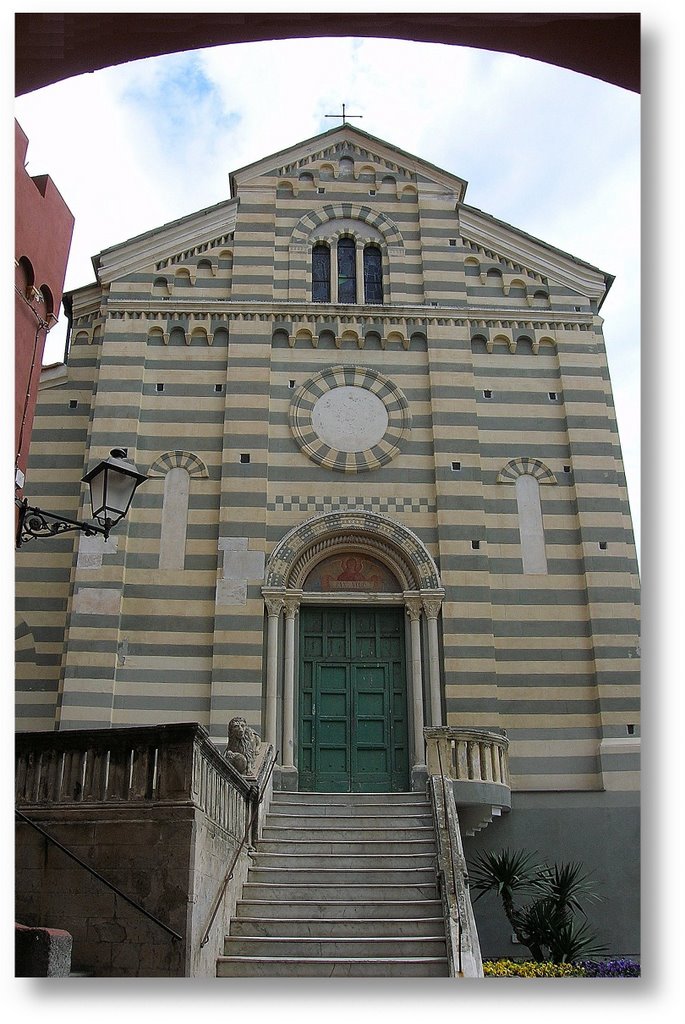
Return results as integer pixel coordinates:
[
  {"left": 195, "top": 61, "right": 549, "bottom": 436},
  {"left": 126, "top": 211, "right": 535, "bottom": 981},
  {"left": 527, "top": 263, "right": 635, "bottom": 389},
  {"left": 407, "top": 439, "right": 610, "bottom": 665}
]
[{"left": 16, "top": 448, "right": 147, "bottom": 548}]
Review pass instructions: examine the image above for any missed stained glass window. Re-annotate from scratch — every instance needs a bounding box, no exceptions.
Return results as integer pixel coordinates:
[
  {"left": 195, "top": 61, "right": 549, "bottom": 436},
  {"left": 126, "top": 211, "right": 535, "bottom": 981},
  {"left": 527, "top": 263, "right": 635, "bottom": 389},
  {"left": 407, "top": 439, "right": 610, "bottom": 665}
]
[
  {"left": 364, "top": 245, "right": 383, "bottom": 304},
  {"left": 338, "top": 237, "right": 356, "bottom": 304},
  {"left": 312, "top": 244, "right": 331, "bottom": 302}
]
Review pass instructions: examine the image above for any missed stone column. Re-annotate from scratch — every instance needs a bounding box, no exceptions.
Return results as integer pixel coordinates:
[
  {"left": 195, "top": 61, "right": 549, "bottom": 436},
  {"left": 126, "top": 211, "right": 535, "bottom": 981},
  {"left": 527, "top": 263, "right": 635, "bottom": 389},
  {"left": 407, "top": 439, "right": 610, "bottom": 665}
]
[
  {"left": 263, "top": 594, "right": 284, "bottom": 750},
  {"left": 422, "top": 594, "right": 444, "bottom": 726},
  {"left": 406, "top": 596, "right": 426, "bottom": 770},
  {"left": 281, "top": 594, "right": 301, "bottom": 776},
  {"left": 356, "top": 240, "right": 365, "bottom": 302},
  {"left": 330, "top": 243, "right": 339, "bottom": 303}
]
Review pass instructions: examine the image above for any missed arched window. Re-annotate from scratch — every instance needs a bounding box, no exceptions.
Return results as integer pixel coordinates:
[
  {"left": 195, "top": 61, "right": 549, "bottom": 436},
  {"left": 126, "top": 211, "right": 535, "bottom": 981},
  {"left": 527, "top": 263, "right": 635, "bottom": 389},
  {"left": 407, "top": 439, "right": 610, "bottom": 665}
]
[
  {"left": 159, "top": 467, "right": 190, "bottom": 569},
  {"left": 363, "top": 245, "right": 383, "bottom": 304},
  {"left": 515, "top": 474, "right": 548, "bottom": 574},
  {"left": 337, "top": 237, "right": 356, "bottom": 303},
  {"left": 312, "top": 243, "right": 331, "bottom": 302}
]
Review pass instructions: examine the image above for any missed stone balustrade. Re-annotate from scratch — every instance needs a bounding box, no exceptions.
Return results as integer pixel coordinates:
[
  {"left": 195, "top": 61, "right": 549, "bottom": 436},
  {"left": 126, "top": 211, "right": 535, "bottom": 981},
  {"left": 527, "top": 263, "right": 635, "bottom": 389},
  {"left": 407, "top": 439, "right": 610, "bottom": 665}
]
[
  {"left": 16, "top": 722, "right": 254, "bottom": 816},
  {"left": 424, "top": 727, "right": 511, "bottom": 835}
]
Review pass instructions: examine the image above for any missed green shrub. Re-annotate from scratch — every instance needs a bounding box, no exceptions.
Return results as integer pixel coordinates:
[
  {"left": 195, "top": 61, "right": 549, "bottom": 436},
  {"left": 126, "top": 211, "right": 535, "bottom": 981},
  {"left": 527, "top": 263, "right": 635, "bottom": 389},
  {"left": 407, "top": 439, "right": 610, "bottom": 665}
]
[{"left": 470, "top": 848, "right": 607, "bottom": 962}]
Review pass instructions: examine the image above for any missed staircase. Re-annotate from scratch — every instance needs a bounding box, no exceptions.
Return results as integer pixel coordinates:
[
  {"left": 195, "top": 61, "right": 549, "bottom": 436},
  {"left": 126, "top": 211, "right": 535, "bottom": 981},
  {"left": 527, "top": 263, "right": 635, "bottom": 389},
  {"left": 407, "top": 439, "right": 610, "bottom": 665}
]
[{"left": 217, "top": 790, "right": 449, "bottom": 977}]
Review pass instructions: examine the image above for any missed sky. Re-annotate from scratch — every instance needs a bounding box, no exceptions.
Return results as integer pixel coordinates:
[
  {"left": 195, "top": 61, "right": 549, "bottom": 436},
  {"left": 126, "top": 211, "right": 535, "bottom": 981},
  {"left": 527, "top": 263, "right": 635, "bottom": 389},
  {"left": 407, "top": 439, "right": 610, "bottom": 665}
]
[{"left": 13, "top": 30, "right": 642, "bottom": 560}]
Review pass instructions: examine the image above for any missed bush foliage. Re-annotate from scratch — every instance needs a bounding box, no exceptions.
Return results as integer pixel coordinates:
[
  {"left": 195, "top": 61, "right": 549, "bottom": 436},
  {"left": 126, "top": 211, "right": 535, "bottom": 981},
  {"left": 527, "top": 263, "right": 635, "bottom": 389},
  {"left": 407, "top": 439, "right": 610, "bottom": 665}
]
[{"left": 469, "top": 848, "right": 607, "bottom": 962}]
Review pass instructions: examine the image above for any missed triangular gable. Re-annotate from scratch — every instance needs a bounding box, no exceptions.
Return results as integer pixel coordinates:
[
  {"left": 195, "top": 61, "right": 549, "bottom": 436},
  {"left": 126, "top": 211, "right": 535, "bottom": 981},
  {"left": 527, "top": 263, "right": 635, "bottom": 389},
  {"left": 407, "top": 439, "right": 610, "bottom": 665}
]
[{"left": 229, "top": 124, "right": 468, "bottom": 201}]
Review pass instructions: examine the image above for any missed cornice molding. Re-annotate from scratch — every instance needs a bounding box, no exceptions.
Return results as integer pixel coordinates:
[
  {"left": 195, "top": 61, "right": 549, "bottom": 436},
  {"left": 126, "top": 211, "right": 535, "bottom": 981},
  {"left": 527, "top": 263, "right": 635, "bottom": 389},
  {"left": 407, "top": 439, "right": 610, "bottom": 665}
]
[
  {"left": 459, "top": 206, "right": 610, "bottom": 302},
  {"left": 102, "top": 297, "right": 596, "bottom": 331},
  {"left": 94, "top": 200, "right": 238, "bottom": 286}
]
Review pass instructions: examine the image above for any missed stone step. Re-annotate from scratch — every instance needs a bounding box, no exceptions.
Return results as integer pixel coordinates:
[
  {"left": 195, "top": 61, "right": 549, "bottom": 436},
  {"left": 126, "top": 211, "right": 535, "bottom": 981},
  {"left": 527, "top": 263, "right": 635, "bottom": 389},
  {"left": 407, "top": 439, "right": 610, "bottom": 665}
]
[
  {"left": 230, "top": 916, "right": 446, "bottom": 938},
  {"left": 261, "top": 825, "right": 435, "bottom": 842},
  {"left": 235, "top": 899, "right": 444, "bottom": 920},
  {"left": 221, "top": 790, "right": 446, "bottom": 978},
  {"left": 222, "top": 935, "right": 447, "bottom": 959},
  {"left": 270, "top": 797, "right": 431, "bottom": 817},
  {"left": 241, "top": 882, "right": 440, "bottom": 902},
  {"left": 247, "top": 865, "right": 438, "bottom": 886},
  {"left": 252, "top": 851, "right": 437, "bottom": 869},
  {"left": 216, "top": 956, "right": 449, "bottom": 977},
  {"left": 268, "top": 790, "right": 423, "bottom": 806},
  {"left": 265, "top": 812, "right": 432, "bottom": 829},
  {"left": 256, "top": 837, "right": 437, "bottom": 857}
]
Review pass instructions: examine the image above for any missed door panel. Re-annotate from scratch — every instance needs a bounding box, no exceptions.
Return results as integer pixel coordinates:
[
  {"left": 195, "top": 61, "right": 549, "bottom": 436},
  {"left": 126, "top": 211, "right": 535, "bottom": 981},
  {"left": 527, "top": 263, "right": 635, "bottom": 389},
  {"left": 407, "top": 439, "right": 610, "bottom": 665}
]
[{"left": 298, "top": 606, "right": 409, "bottom": 792}]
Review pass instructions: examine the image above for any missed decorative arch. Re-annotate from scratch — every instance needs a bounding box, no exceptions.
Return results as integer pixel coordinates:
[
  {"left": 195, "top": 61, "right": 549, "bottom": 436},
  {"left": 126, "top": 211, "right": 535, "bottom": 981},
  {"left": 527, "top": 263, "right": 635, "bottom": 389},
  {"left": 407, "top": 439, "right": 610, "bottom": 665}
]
[
  {"left": 261, "top": 511, "right": 446, "bottom": 762},
  {"left": 497, "top": 457, "right": 557, "bottom": 485},
  {"left": 148, "top": 450, "right": 209, "bottom": 478},
  {"left": 288, "top": 364, "right": 412, "bottom": 473},
  {"left": 264, "top": 509, "right": 441, "bottom": 591},
  {"left": 290, "top": 203, "right": 404, "bottom": 250}
]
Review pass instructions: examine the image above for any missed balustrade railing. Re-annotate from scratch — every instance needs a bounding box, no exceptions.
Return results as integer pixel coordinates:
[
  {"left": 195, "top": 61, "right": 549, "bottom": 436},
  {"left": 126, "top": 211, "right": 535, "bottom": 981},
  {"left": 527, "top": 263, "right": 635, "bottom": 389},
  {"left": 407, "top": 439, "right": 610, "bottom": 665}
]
[
  {"left": 424, "top": 727, "right": 510, "bottom": 791},
  {"left": 15, "top": 723, "right": 255, "bottom": 829}
]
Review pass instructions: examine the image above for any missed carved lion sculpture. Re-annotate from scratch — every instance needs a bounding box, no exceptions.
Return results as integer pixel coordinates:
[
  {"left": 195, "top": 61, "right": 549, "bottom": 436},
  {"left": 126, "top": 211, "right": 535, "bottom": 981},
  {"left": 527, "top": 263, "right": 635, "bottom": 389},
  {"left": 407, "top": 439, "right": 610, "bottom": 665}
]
[{"left": 224, "top": 716, "right": 261, "bottom": 775}]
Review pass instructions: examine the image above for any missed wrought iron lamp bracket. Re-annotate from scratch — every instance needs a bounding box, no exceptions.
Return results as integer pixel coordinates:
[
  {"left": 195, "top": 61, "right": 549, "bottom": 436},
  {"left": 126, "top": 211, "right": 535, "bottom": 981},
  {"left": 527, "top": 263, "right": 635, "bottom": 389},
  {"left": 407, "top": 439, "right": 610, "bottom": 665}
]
[{"left": 15, "top": 498, "right": 109, "bottom": 548}]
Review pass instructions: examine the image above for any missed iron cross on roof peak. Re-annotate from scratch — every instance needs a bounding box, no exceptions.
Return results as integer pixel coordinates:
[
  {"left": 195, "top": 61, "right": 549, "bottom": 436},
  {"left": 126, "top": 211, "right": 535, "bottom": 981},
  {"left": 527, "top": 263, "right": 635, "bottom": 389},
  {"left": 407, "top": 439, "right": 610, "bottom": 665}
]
[{"left": 325, "top": 103, "right": 363, "bottom": 126}]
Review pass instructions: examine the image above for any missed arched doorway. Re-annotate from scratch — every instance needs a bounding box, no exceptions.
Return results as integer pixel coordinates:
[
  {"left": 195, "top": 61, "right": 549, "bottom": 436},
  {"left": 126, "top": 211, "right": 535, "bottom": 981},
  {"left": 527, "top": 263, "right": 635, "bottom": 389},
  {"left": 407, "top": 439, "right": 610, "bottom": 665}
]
[
  {"left": 262, "top": 510, "right": 445, "bottom": 792},
  {"left": 299, "top": 553, "right": 408, "bottom": 792}
]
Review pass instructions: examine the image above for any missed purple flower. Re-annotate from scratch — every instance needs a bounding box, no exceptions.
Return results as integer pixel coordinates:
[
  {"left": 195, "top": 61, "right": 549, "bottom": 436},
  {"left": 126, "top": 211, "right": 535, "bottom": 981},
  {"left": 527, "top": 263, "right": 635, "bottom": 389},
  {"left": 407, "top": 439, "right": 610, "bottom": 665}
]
[{"left": 576, "top": 959, "right": 640, "bottom": 978}]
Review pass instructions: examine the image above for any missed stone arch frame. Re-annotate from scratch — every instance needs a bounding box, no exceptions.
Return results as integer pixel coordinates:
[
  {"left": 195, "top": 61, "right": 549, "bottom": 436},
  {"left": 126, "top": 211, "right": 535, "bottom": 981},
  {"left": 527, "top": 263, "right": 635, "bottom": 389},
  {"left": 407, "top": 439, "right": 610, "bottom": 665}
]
[
  {"left": 288, "top": 203, "right": 405, "bottom": 303},
  {"left": 497, "top": 457, "right": 557, "bottom": 486},
  {"left": 288, "top": 365, "right": 412, "bottom": 473},
  {"left": 148, "top": 450, "right": 209, "bottom": 478},
  {"left": 498, "top": 458, "right": 556, "bottom": 575},
  {"left": 290, "top": 203, "right": 404, "bottom": 249},
  {"left": 147, "top": 452, "right": 209, "bottom": 570},
  {"left": 262, "top": 509, "right": 445, "bottom": 788},
  {"left": 265, "top": 509, "right": 440, "bottom": 591}
]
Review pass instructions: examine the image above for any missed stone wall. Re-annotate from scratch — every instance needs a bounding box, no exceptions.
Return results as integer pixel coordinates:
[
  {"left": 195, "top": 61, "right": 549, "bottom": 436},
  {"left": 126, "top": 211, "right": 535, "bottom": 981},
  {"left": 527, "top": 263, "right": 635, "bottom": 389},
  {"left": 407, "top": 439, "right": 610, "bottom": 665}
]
[{"left": 15, "top": 724, "right": 274, "bottom": 977}]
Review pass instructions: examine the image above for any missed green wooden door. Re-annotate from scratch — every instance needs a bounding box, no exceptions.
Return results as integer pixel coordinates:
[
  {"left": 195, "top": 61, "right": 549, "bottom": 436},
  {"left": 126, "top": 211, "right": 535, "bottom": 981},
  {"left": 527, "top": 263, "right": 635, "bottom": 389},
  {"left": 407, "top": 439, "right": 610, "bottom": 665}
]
[{"left": 298, "top": 607, "right": 409, "bottom": 792}]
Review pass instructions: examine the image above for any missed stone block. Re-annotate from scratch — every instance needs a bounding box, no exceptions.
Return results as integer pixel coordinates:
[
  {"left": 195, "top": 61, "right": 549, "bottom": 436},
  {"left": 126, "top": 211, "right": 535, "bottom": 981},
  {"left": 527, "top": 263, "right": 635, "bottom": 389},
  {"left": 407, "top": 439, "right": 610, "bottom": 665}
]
[{"left": 15, "top": 923, "right": 73, "bottom": 977}]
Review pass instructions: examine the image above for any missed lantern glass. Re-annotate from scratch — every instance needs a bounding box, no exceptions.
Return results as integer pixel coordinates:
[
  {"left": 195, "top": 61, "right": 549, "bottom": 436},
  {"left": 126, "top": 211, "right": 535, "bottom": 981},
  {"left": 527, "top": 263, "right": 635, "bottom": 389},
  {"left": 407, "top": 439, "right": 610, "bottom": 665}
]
[{"left": 83, "top": 449, "right": 147, "bottom": 527}]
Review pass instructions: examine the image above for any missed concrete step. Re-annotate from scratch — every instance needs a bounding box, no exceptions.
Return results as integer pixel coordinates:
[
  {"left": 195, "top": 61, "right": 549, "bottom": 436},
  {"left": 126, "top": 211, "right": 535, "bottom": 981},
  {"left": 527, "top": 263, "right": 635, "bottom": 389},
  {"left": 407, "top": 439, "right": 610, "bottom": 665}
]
[
  {"left": 256, "top": 837, "right": 437, "bottom": 857},
  {"left": 271, "top": 791, "right": 428, "bottom": 804},
  {"left": 230, "top": 915, "right": 446, "bottom": 938},
  {"left": 266, "top": 812, "right": 432, "bottom": 829},
  {"left": 222, "top": 935, "right": 447, "bottom": 959},
  {"left": 252, "top": 851, "right": 437, "bottom": 869},
  {"left": 219, "top": 790, "right": 446, "bottom": 977},
  {"left": 247, "top": 866, "right": 437, "bottom": 886},
  {"left": 235, "top": 899, "right": 444, "bottom": 920},
  {"left": 241, "top": 882, "right": 440, "bottom": 902},
  {"left": 261, "top": 824, "right": 435, "bottom": 842},
  {"left": 270, "top": 797, "right": 431, "bottom": 817},
  {"left": 217, "top": 955, "right": 449, "bottom": 977}
]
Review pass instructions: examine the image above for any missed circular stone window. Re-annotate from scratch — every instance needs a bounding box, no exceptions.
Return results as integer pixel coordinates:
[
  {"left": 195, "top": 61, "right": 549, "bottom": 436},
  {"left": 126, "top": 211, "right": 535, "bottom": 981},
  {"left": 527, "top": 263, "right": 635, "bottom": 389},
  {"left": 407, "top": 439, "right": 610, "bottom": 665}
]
[{"left": 289, "top": 365, "right": 412, "bottom": 472}]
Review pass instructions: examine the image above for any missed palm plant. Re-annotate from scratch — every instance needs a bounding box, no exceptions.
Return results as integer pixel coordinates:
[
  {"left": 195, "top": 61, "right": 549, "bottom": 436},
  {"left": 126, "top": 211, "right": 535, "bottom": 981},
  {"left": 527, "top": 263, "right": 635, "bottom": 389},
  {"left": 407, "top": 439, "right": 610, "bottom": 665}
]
[{"left": 469, "top": 847, "right": 607, "bottom": 963}]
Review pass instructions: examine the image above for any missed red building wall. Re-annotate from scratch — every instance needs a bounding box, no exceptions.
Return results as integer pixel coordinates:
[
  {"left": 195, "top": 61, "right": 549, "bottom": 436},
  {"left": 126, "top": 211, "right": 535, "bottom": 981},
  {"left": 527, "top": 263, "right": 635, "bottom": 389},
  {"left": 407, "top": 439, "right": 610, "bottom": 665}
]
[{"left": 15, "top": 120, "right": 74, "bottom": 497}]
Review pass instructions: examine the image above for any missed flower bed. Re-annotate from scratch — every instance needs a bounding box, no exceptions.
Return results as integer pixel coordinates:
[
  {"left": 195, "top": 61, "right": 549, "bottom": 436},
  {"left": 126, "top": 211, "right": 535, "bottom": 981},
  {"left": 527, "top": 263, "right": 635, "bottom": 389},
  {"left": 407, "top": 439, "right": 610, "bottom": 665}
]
[
  {"left": 483, "top": 959, "right": 640, "bottom": 978},
  {"left": 576, "top": 959, "right": 641, "bottom": 977},
  {"left": 483, "top": 960, "right": 584, "bottom": 977}
]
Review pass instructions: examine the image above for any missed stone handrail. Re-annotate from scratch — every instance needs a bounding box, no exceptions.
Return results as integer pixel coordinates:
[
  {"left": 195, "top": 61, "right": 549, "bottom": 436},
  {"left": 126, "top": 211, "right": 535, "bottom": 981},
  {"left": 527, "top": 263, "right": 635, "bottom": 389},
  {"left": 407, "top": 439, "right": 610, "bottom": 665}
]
[
  {"left": 15, "top": 723, "right": 256, "bottom": 837},
  {"left": 428, "top": 774, "right": 483, "bottom": 977},
  {"left": 424, "top": 727, "right": 510, "bottom": 788}
]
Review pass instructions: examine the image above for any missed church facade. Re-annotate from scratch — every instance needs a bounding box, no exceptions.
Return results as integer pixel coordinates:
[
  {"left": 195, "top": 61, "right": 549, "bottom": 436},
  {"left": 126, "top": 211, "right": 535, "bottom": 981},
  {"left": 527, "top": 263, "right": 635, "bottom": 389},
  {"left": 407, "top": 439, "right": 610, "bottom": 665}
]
[{"left": 16, "top": 125, "right": 640, "bottom": 955}]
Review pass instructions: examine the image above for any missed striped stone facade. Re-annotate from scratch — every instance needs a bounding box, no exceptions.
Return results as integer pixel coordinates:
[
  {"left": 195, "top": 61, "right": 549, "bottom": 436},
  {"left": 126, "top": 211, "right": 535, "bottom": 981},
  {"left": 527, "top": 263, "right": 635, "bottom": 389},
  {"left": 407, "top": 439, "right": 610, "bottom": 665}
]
[{"left": 16, "top": 125, "right": 640, "bottom": 801}]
